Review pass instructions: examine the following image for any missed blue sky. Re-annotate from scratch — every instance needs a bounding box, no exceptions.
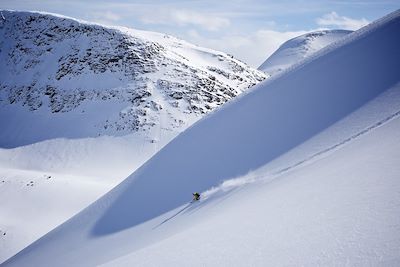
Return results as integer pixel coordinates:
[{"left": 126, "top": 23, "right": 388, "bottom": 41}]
[{"left": 1, "top": 0, "right": 398, "bottom": 67}]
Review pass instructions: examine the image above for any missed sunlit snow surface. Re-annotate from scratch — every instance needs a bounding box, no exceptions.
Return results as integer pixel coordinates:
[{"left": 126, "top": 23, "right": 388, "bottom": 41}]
[
  {"left": 0, "top": 10, "right": 266, "bottom": 262},
  {"left": 3, "top": 9, "right": 400, "bottom": 267},
  {"left": 258, "top": 30, "right": 351, "bottom": 75}
]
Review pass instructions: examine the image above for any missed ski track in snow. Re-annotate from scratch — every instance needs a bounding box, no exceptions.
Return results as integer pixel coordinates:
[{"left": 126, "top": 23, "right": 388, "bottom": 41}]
[
  {"left": 103, "top": 115, "right": 400, "bottom": 267},
  {"left": 153, "top": 201, "right": 199, "bottom": 229},
  {"left": 146, "top": 97, "right": 400, "bottom": 240},
  {"left": 201, "top": 105, "right": 400, "bottom": 200},
  {"left": 2, "top": 9, "right": 400, "bottom": 267},
  {"left": 0, "top": 9, "right": 266, "bottom": 262},
  {"left": 273, "top": 108, "right": 400, "bottom": 176}
]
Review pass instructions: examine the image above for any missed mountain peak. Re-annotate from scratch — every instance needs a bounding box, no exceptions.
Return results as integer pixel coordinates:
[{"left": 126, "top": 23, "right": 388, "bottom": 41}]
[
  {"left": 0, "top": 10, "right": 266, "bottom": 147},
  {"left": 258, "top": 29, "right": 352, "bottom": 75}
]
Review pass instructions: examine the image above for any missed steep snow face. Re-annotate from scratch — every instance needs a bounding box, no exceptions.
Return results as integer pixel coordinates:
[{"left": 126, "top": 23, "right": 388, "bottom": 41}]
[
  {"left": 258, "top": 30, "right": 351, "bottom": 75},
  {"left": 0, "top": 10, "right": 266, "bottom": 148},
  {"left": 102, "top": 105, "right": 400, "bottom": 267},
  {"left": 0, "top": 10, "right": 266, "bottom": 263},
  {"left": 4, "top": 9, "right": 399, "bottom": 267}
]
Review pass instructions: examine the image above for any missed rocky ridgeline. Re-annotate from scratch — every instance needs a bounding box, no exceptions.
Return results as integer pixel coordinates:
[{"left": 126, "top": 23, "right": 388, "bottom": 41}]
[{"left": 0, "top": 11, "right": 266, "bottom": 133}]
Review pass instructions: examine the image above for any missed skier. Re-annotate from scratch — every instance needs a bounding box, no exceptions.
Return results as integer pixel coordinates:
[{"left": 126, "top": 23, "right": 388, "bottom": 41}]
[{"left": 192, "top": 192, "right": 200, "bottom": 201}]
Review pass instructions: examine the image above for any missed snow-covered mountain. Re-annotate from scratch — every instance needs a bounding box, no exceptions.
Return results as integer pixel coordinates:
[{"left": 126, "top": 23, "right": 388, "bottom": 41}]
[
  {"left": 0, "top": 10, "right": 266, "bottom": 263},
  {"left": 0, "top": 10, "right": 266, "bottom": 147},
  {"left": 258, "top": 29, "right": 351, "bottom": 75},
  {"left": 4, "top": 9, "right": 399, "bottom": 267}
]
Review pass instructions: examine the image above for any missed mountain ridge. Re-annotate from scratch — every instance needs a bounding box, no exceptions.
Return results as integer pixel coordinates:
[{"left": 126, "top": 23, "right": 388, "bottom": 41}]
[
  {"left": 0, "top": 10, "right": 266, "bottom": 147},
  {"left": 4, "top": 8, "right": 399, "bottom": 267},
  {"left": 258, "top": 29, "right": 352, "bottom": 75}
]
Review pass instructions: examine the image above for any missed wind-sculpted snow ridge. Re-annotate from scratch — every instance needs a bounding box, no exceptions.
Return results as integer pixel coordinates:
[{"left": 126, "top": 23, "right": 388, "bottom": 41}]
[
  {"left": 0, "top": 10, "right": 265, "bottom": 262},
  {"left": 258, "top": 30, "right": 351, "bottom": 75},
  {"left": 202, "top": 88, "right": 400, "bottom": 200},
  {"left": 0, "top": 10, "right": 266, "bottom": 147},
  {"left": 3, "top": 9, "right": 400, "bottom": 267}
]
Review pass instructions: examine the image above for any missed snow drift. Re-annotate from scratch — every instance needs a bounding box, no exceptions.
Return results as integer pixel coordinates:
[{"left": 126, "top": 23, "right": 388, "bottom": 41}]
[{"left": 3, "top": 9, "right": 400, "bottom": 267}]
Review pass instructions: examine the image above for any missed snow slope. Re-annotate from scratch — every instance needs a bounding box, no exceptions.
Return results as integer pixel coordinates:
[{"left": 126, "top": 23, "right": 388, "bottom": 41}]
[
  {"left": 0, "top": 10, "right": 266, "bottom": 262},
  {"left": 3, "top": 9, "right": 400, "bottom": 266},
  {"left": 102, "top": 102, "right": 400, "bottom": 266},
  {"left": 0, "top": 168, "right": 113, "bottom": 264},
  {"left": 0, "top": 134, "right": 167, "bottom": 263},
  {"left": 258, "top": 30, "right": 351, "bottom": 75}
]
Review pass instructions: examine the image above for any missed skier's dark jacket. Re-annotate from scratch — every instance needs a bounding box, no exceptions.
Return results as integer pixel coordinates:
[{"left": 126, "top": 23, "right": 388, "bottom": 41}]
[{"left": 193, "top": 192, "right": 200, "bottom": 201}]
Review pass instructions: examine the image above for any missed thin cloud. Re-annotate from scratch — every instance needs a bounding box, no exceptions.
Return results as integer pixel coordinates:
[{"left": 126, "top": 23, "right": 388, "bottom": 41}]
[
  {"left": 316, "top": 12, "right": 369, "bottom": 30},
  {"left": 91, "top": 11, "right": 122, "bottom": 21},
  {"left": 139, "top": 8, "right": 230, "bottom": 31},
  {"left": 101, "top": 11, "right": 122, "bottom": 22},
  {"left": 87, "top": 11, "right": 124, "bottom": 26},
  {"left": 186, "top": 28, "right": 308, "bottom": 67}
]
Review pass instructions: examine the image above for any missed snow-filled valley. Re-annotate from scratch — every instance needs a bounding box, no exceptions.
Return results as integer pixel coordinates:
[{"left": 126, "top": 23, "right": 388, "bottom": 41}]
[
  {"left": 0, "top": 6, "right": 400, "bottom": 266},
  {"left": 1, "top": 7, "right": 399, "bottom": 267}
]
